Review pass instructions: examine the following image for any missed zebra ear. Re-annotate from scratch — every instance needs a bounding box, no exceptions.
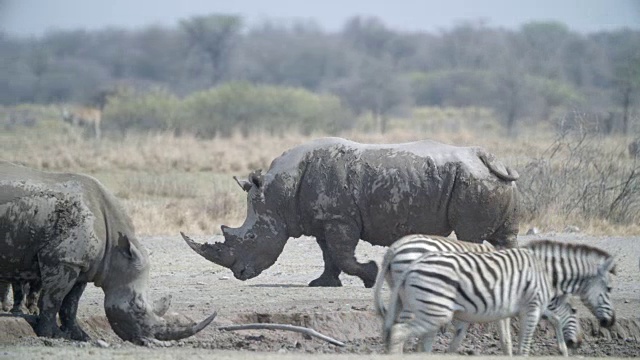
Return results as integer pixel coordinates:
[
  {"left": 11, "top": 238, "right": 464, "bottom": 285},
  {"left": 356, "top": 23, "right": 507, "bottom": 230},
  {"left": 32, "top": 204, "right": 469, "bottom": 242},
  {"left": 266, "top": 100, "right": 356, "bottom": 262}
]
[
  {"left": 599, "top": 257, "right": 616, "bottom": 276},
  {"left": 481, "top": 240, "right": 495, "bottom": 250}
]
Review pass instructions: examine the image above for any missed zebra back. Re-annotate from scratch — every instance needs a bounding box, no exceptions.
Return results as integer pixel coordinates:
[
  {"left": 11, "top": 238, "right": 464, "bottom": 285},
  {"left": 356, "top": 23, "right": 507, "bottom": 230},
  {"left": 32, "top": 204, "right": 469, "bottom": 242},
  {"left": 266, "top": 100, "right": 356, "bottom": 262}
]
[
  {"left": 374, "top": 235, "right": 494, "bottom": 317},
  {"left": 524, "top": 240, "right": 615, "bottom": 292}
]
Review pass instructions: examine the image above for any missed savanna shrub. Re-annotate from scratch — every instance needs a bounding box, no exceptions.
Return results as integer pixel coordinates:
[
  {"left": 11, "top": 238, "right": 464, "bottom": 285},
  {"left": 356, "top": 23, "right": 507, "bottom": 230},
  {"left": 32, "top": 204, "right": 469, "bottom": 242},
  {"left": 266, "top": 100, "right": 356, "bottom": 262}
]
[
  {"left": 102, "top": 87, "right": 182, "bottom": 133},
  {"left": 182, "top": 82, "right": 351, "bottom": 137},
  {"left": 519, "top": 125, "right": 640, "bottom": 225}
]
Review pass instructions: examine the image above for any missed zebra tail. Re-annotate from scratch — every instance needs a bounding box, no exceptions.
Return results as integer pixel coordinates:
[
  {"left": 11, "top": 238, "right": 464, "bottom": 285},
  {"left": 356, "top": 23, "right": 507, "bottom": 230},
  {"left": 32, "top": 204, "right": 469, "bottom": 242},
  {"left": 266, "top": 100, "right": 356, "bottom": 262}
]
[
  {"left": 374, "top": 250, "right": 394, "bottom": 318},
  {"left": 383, "top": 267, "right": 407, "bottom": 350}
]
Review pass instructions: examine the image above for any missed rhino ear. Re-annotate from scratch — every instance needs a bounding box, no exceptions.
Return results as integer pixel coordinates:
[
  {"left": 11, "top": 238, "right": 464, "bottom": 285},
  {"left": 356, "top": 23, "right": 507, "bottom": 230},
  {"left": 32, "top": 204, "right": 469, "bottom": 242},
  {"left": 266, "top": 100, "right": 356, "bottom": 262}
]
[
  {"left": 249, "top": 170, "right": 264, "bottom": 189},
  {"left": 117, "top": 232, "right": 143, "bottom": 262},
  {"left": 233, "top": 176, "right": 252, "bottom": 192}
]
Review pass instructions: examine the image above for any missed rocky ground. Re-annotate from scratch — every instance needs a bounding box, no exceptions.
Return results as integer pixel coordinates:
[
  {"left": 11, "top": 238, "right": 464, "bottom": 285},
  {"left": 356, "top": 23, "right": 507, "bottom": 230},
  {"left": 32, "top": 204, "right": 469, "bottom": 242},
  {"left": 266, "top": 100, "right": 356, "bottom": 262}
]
[{"left": 1, "top": 233, "right": 639, "bottom": 359}]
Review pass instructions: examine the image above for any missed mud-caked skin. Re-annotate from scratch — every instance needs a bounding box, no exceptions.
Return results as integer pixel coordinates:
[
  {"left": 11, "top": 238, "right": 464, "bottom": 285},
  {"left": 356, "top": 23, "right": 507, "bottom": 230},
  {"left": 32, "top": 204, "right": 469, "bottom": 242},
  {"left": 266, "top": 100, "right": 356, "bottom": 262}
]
[
  {"left": 183, "top": 137, "right": 520, "bottom": 288},
  {"left": 0, "top": 161, "right": 216, "bottom": 344}
]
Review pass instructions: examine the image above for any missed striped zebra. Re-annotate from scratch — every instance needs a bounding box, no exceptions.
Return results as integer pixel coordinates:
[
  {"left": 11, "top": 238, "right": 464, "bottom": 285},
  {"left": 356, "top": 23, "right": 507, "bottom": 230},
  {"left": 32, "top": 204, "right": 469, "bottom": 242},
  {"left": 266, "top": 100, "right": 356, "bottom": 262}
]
[
  {"left": 383, "top": 240, "right": 615, "bottom": 355},
  {"left": 374, "top": 235, "right": 581, "bottom": 355},
  {"left": 525, "top": 240, "right": 616, "bottom": 327}
]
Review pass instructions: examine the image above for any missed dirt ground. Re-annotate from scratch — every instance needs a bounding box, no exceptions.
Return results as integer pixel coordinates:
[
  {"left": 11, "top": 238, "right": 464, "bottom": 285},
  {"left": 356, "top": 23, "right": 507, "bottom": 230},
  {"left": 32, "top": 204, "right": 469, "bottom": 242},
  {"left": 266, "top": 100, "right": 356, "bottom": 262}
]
[{"left": 1, "top": 233, "right": 639, "bottom": 359}]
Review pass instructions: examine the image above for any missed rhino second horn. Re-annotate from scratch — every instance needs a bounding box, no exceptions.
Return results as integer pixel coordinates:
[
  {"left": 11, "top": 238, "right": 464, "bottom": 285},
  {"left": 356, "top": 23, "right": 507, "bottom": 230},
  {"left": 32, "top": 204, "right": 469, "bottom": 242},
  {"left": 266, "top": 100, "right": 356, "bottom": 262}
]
[
  {"left": 153, "top": 310, "right": 217, "bottom": 341},
  {"left": 153, "top": 295, "right": 172, "bottom": 317},
  {"left": 180, "top": 232, "right": 235, "bottom": 268}
]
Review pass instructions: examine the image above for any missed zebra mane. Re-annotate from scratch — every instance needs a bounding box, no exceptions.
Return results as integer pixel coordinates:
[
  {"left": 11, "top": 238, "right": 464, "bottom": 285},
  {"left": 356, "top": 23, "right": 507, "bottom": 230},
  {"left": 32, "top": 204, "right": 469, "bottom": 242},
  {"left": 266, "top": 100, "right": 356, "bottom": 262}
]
[{"left": 525, "top": 239, "right": 615, "bottom": 273}]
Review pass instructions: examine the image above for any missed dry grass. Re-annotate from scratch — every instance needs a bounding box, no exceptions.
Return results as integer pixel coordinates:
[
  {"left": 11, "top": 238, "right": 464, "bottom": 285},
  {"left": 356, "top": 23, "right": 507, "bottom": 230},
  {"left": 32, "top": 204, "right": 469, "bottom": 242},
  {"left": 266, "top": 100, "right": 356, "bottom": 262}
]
[{"left": 2, "top": 106, "right": 639, "bottom": 236}]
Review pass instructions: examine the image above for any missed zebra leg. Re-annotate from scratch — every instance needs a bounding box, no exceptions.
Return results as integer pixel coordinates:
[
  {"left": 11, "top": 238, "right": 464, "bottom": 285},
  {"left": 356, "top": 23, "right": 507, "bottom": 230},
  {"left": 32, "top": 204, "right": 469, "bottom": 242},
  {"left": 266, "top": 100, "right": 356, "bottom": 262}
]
[
  {"left": 517, "top": 305, "right": 543, "bottom": 356},
  {"left": 543, "top": 309, "right": 569, "bottom": 356},
  {"left": 309, "top": 237, "right": 342, "bottom": 287},
  {"left": 418, "top": 330, "right": 438, "bottom": 352},
  {"left": 447, "top": 320, "right": 470, "bottom": 353},
  {"left": 497, "top": 318, "right": 513, "bottom": 356}
]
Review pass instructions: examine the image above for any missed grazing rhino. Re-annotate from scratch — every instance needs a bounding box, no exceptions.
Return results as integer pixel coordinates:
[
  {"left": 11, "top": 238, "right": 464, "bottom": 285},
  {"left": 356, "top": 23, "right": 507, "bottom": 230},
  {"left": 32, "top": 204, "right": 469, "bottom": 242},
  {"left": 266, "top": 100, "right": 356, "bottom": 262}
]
[
  {"left": 0, "top": 161, "right": 216, "bottom": 344},
  {"left": 183, "top": 137, "right": 520, "bottom": 288}
]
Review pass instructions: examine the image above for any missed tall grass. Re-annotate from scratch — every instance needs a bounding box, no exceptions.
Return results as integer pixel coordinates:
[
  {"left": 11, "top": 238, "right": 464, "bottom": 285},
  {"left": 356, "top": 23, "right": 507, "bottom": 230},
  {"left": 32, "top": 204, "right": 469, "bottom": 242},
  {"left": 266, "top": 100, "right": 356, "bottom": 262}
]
[{"left": 2, "top": 105, "right": 639, "bottom": 236}]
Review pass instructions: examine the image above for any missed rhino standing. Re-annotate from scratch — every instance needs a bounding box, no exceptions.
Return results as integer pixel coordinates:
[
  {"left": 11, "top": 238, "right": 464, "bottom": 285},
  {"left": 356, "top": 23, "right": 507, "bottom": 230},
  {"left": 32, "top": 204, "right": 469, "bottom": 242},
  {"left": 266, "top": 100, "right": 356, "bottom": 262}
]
[
  {"left": 0, "top": 161, "right": 215, "bottom": 344},
  {"left": 183, "top": 137, "right": 520, "bottom": 288}
]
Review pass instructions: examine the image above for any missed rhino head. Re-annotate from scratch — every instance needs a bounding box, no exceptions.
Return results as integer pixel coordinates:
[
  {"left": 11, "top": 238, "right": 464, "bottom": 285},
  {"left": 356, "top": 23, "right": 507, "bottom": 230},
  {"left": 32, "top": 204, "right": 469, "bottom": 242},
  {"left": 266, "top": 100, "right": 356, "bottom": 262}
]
[
  {"left": 102, "top": 233, "right": 216, "bottom": 344},
  {"left": 183, "top": 170, "right": 289, "bottom": 281}
]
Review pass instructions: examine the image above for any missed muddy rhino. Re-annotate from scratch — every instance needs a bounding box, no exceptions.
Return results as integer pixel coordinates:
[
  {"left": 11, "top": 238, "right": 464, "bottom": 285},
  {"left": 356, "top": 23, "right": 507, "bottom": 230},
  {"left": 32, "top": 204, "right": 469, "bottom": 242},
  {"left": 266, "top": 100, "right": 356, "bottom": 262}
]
[
  {"left": 0, "top": 161, "right": 216, "bottom": 344},
  {"left": 183, "top": 137, "right": 520, "bottom": 288}
]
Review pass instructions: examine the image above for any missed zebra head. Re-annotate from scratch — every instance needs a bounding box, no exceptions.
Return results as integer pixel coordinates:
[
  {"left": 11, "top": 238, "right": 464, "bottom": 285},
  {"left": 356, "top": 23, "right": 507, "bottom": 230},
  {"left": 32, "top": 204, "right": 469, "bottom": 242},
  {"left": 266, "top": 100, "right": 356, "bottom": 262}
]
[
  {"left": 559, "top": 303, "right": 582, "bottom": 349},
  {"left": 579, "top": 256, "right": 616, "bottom": 328}
]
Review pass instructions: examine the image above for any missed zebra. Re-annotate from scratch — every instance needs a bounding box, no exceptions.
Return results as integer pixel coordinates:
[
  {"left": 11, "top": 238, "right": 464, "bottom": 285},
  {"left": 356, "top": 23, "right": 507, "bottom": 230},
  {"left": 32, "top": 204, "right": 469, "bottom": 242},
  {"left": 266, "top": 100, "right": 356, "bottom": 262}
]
[
  {"left": 374, "top": 235, "right": 582, "bottom": 355},
  {"left": 382, "top": 240, "right": 615, "bottom": 355},
  {"left": 524, "top": 240, "right": 616, "bottom": 327}
]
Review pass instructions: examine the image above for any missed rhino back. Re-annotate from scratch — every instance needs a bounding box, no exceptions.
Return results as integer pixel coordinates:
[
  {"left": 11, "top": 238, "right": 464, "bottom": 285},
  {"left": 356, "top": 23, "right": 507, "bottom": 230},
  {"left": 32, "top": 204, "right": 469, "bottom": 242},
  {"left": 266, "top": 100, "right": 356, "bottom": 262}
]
[{"left": 0, "top": 161, "right": 134, "bottom": 239}]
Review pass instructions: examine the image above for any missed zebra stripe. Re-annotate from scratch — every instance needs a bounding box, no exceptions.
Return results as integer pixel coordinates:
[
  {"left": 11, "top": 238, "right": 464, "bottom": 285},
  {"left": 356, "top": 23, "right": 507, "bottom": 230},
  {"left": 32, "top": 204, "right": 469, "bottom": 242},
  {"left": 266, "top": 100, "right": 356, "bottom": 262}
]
[
  {"left": 524, "top": 240, "right": 616, "bottom": 328},
  {"left": 383, "top": 240, "right": 614, "bottom": 356}
]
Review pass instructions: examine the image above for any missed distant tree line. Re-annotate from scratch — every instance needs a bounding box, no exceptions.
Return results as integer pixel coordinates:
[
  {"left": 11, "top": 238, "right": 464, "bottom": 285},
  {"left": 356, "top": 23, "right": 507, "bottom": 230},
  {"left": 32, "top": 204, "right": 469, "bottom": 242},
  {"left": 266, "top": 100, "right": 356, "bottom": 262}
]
[{"left": 1, "top": 15, "right": 639, "bottom": 135}]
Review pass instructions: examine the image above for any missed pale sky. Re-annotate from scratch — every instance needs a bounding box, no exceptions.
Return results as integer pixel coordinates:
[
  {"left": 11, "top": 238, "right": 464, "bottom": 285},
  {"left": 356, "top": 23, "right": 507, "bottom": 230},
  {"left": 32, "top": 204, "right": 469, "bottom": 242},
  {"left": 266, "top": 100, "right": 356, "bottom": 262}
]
[{"left": 1, "top": 0, "right": 639, "bottom": 36}]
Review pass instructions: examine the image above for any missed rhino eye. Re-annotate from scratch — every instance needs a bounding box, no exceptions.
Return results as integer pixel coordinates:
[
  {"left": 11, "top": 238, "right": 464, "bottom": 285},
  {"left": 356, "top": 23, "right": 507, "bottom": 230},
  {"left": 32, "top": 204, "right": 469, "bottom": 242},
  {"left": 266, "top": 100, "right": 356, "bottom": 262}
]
[{"left": 245, "top": 232, "right": 256, "bottom": 240}]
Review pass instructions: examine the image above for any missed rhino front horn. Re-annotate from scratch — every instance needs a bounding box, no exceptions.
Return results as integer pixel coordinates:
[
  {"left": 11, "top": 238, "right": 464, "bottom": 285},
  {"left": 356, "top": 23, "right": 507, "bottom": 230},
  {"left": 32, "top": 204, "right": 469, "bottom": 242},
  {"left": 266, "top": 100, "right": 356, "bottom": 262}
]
[
  {"left": 180, "top": 232, "right": 235, "bottom": 269},
  {"left": 153, "top": 310, "right": 218, "bottom": 341}
]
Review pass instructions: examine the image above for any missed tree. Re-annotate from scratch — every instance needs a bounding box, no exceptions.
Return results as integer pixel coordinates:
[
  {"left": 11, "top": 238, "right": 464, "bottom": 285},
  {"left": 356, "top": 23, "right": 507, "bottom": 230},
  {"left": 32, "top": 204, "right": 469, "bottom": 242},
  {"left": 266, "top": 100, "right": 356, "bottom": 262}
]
[
  {"left": 180, "top": 14, "right": 242, "bottom": 86},
  {"left": 613, "top": 50, "right": 640, "bottom": 135},
  {"left": 330, "top": 59, "right": 409, "bottom": 133}
]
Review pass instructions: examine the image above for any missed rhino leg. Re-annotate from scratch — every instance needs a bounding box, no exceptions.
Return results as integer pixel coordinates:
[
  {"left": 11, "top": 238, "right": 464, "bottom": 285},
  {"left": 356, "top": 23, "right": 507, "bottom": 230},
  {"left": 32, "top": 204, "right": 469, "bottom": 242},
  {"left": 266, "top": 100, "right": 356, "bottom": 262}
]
[
  {"left": 60, "top": 282, "right": 90, "bottom": 341},
  {"left": 309, "top": 237, "right": 343, "bottom": 287},
  {"left": 26, "top": 280, "right": 41, "bottom": 315},
  {"left": 34, "top": 262, "right": 82, "bottom": 339},
  {"left": 10, "top": 281, "right": 25, "bottom": 314},
  {"left": 323, "top": 223, "right": 379, "bottom": 288},
  {"left": 0, "top": 282, "right": 10, "bottom": 312}
]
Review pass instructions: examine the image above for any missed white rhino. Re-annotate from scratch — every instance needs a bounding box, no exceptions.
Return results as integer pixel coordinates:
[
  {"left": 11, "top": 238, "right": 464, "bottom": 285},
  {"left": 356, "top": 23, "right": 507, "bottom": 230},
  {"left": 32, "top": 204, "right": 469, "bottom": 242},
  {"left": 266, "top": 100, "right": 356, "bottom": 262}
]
[
  {"left": 183, "top": 137, "right": 520, "bottom": 287},
  {"left": 0, "top": 161, "right": 215, "bottom": 344}
]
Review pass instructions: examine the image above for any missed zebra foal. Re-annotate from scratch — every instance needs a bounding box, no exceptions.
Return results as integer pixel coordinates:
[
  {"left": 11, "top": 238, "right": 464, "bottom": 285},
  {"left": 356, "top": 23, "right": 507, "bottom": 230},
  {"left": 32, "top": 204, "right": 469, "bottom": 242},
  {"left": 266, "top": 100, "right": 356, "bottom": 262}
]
[{"left": 382, "top": 240, "right": 615, "bottom": 355}]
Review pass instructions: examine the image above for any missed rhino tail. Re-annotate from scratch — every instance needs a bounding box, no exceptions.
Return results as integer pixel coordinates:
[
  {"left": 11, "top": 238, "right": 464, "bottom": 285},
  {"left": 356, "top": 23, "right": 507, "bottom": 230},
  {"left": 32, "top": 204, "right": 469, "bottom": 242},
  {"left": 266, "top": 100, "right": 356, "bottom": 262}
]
[{"left": 477, "top": 150, "right": 519, "bottom": 181}]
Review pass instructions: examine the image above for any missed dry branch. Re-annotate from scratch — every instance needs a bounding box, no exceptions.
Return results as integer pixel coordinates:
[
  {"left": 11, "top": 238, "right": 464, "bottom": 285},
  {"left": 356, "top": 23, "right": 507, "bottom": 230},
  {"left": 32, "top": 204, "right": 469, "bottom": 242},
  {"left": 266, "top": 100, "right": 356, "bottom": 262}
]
[{"left": 218, "top": 323, "right": 346, "bottom": 347}]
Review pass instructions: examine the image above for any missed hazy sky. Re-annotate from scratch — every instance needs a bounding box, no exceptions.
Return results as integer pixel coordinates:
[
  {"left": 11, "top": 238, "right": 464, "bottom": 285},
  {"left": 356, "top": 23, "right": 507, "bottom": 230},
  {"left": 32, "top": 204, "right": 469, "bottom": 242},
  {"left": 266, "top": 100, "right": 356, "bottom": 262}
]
[{"left": 2, "top": 0, "right": 639, "bottom": 36}]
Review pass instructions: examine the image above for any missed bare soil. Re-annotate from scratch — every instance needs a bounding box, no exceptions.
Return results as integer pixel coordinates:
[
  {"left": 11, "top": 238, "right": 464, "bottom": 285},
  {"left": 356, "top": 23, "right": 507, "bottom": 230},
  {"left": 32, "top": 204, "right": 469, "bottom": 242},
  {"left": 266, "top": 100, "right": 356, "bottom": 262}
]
[{"left": 1, "top": 233, "right": 639, "bottom": 359}]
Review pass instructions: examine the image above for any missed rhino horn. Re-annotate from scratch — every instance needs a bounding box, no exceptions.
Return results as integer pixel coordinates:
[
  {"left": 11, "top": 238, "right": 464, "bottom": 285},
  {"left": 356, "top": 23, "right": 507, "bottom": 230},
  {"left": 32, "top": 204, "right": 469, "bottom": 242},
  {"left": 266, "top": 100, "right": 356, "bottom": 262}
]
[
  {"left": 152, "top": 295, "right": 171, "bottom": 317},
  {"left": 180, "top": 232, "right": 235, "bottom": 269},
  {"left": 152, "top": 310, "right": 218, "bottom": 341}
]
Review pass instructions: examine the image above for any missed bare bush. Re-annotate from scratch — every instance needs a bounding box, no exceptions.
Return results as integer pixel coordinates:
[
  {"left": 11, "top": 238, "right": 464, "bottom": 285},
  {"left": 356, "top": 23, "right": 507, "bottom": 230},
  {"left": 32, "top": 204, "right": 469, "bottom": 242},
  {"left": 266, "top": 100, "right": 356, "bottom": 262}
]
[{"left": 519, "top": 122, "right": 640, "bottom": 226}]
